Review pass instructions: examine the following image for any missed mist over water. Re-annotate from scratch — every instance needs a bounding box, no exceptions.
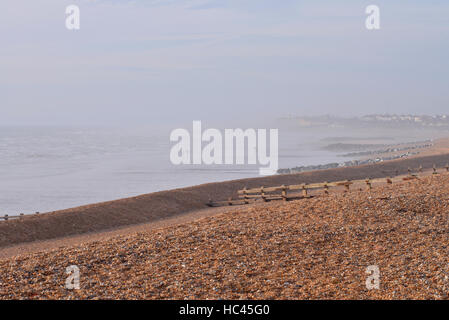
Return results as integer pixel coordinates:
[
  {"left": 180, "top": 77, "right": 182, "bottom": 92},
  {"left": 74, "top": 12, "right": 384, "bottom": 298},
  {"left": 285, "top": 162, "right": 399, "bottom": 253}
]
[{"left": 0, "top": 124, "right": 445, "bottom": 214}]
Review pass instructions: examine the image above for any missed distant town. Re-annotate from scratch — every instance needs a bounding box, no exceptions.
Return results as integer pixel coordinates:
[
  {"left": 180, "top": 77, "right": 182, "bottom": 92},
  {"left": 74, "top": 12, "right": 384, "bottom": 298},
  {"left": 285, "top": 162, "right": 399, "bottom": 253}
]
[
  {"left": 280, "top": 114, "right": 449, "bottom": 128},
  {"left": 360, "top": 114, "right": 449, "bottom": 127}
]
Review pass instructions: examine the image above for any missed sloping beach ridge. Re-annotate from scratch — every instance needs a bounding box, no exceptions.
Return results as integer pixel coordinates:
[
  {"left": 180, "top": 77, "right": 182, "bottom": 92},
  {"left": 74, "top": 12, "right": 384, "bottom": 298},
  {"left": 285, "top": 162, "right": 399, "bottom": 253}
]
[{"left": 1, "top": 139, "right": 449, "bottom": 248}]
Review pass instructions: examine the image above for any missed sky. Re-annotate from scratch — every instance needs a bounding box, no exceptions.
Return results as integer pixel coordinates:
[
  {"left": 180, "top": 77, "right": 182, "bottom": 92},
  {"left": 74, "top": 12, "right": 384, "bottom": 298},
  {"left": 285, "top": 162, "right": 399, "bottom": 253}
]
[{"left": 0, "top": 0, "right": 448, "bottom": 126}]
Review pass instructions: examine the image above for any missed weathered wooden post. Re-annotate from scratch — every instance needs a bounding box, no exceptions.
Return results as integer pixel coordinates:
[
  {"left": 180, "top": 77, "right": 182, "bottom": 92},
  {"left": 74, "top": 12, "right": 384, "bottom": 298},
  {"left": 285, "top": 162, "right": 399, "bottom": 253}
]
[
  {"left": 243, "top": 187, "right": 249, "bottom": 204},
  {"left": 324, "top": 182, "right": 329, "bottom": 195},
  {"left": 301, "top": 184, "right": 307, "bottom": 197},
  {"left": 261, "top": 186, "right": 267, "bottom": 202},
  {"left": 365, "top": 178, "right": 372, "bottom": 191},
  {"left": 281, "top": 185, "right": 287, "bottom": 201},
  {"left": 433, "top": 165, "right": 437, "bottom": 175},
  {"left": 344, "top": 180, "right": 350, "bottom": 192}
]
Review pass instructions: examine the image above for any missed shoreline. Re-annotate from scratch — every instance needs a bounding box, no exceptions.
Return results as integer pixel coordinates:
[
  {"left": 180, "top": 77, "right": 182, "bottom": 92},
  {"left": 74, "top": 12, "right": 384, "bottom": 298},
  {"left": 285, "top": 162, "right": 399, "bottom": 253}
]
[
  {"left": 0, "top": 138, "right": 448, "bottom": 251},
  {"left": 1, "top": 169, "right": 448, "bottom": 299},
  {"left": 278, "top": 139, "right": 437, "bottom": 174}
]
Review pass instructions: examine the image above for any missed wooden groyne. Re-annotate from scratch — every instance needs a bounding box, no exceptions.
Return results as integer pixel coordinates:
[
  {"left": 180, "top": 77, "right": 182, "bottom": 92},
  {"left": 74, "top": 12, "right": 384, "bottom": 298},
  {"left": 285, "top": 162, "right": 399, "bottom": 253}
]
[{"left": 207, "top": 163, "right": 449, "bottom": 207}]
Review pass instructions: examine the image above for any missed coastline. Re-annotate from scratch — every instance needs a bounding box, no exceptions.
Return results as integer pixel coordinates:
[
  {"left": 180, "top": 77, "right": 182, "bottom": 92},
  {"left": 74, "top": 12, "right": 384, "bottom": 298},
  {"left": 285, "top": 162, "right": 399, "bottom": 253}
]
[
  {"left": 1, "top": 165, "right": 449, "bottom": 299},
  {"left": 0, "top": 138, "right": 448, "bottom": 251},
  {"left": 277, "top": 139, "right": 443, "bottom": 174}
]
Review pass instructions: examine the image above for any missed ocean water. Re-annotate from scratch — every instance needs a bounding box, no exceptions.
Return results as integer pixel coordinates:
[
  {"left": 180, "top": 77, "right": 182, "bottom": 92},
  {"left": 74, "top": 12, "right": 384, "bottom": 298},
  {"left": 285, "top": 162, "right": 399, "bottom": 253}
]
[{"left": 0, "top": 125, "right": 438, "bottom": 215}]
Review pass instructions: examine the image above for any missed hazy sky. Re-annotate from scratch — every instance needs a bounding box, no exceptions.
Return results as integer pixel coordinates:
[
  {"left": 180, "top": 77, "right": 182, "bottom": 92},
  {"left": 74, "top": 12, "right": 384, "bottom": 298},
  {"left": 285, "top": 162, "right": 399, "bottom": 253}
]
[{"left": 1, "top": 0, "right": 448, "bottom": 125}]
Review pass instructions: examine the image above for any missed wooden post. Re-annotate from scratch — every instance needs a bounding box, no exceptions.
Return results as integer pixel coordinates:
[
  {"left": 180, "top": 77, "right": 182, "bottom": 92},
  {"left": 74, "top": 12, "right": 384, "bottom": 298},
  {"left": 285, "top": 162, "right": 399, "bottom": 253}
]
[
  {"left": 243, "top": 188, "right": 249, "bottom": 204},
  {"left": 433, "top": 165, "right": 437, "bottom": 175},
  {"left": 281, "top": 185, "right": 287, "bottom": 201},
  {"left": 365, "top": 178, "right": 372, "bottom": 191},
  {"left": 261, "top": 186, "right": 267, "bottom": 202},
  {"left": 302, "top": 185, "right": 307, "bottom": 197},
  {"left": 324, "top": 182, "right": 329, "bottom": 195}
]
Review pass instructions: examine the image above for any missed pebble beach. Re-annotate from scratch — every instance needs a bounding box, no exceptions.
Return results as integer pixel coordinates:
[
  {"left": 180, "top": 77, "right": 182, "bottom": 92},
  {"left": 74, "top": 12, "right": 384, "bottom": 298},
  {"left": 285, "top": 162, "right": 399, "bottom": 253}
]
[{"left": 1, "top": 173, "right": 448, "bottom": 299}]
